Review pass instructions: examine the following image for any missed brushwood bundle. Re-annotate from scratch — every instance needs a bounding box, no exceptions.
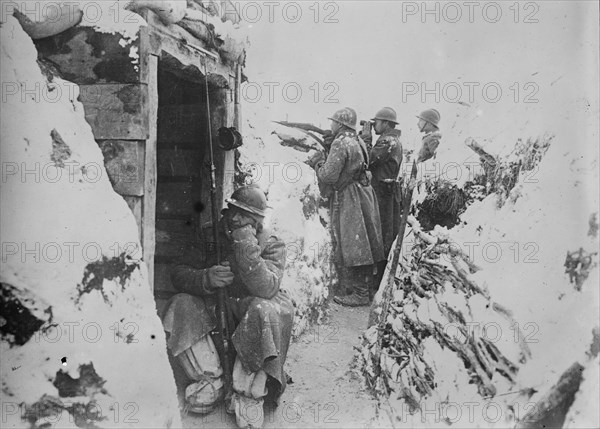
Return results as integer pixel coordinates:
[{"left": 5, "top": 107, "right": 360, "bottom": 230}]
[{"left": 361, "top": 217, "right": 532, "bottom": 423}]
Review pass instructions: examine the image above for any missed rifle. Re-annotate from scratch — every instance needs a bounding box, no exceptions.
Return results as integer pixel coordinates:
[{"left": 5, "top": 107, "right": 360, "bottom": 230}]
[
  {"left": 272, "top": 121, "right": 327, "bottom": 150},
  {"left": 272, "top": 121, "right": 328, "bottom": 135},
  {"left": 376, "top": 161, "right": 418, "bottom": 355},
  {"left": 204, "top": 67, "right": 233, "bottom": 398}
]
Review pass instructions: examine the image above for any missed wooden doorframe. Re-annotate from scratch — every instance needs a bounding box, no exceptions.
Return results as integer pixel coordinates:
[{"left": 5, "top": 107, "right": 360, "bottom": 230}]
[{"left": 143, "top": 54, "right": 159, "bottom": 290}]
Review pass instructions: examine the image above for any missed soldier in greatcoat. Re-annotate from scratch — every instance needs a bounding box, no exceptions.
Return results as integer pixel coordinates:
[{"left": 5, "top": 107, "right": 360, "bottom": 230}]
[
  {"left": 307, "top": 107, "right": 385, "bottom": 306},
  {"left": 162, "top": 185, "right": 294, "bottom": 429}
]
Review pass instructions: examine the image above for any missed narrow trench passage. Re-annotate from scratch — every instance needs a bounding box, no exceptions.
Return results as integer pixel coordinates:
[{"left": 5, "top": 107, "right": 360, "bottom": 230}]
[{"left": 182, "top": 304, "right": 386, "bottom": 428}]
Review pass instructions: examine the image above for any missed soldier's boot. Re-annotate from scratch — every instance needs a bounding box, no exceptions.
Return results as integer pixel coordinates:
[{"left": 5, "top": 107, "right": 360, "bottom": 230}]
[
  {"left": 334, "top": 266, "right": 370, "bottom": 307},
  {"left": 231, "top": 358, "right": 267, "bottom": 429},
  {"left": 334, "top": 292, "right": 369, "bottom": 307}
]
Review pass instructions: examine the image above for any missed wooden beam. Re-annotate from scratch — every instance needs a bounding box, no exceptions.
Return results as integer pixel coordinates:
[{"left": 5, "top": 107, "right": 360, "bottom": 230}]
[{"left": 143, "top": 55, "right": 159, "bottom": 290}]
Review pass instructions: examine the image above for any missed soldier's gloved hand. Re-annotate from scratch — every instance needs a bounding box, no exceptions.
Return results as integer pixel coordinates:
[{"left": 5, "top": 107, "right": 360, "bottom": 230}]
[
  {"left": 305, "top": 150, "right": 325, "bottom": 169},
  {"left": 230, "top": 224, "right": 257, "bottom": 241},
  {"left": 206, "top": 263, "right": 234, "bottom": 289}
]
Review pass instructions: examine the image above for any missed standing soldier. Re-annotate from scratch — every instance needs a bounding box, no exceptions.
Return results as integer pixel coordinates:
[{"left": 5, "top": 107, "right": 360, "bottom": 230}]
[
  {"left": 306, "top": 107, "right": 385, "bottom": 306},
  {"left": 416, "top": 108, "right": 442, "bottom": 162},
  {"left": 361, "top": 107, "right": 403, "bottom": 285}
]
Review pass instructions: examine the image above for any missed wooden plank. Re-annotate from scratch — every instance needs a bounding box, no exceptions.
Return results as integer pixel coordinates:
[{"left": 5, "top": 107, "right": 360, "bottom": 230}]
[
  {"left": 123, "top": 195, "right": 142, "bottom": 240},
  {"left": 157, "top": 105, "right": 207, "bottom": 144},
  {"left": 156, "top": 218, "right": 195, "bottom": 259},
  {"left": 34, "top": 27, "right": 141, "bottom": 84},
  {"left": 157, "top": 149, "right": 204, "bottom": 177},
  {"left": 138, "top": 10, "right": 152, "bottom": 84},
  {"left": 143, "top": 55, "right": 158, "bottom": 290},
  {"left": 156, "top": 182, "right": 203, "bottom": 217},
  {"left": 98, "top": 140, "right": 145, "bottom": 196},
  {"left": 154, "top": 262, "right": 176, "bottom": 293},
  {"left": 79, "top": 84, "right": 148, "bottom": 140},
  {"left": 145, "top": 9, "right": 217, "bottom": 69}
]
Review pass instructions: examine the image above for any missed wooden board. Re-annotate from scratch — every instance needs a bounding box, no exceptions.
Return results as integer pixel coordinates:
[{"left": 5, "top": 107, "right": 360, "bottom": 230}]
[
  {"left": 157, "top": 149, "right": 204, "bottom": 177},
  {"left": 79, "top": 84, "right": 148, "bottom": 140},
  {"left": 156, "top": 182, "right": 204, "bottom": 217},
  {"left": 143, "top": 55, "right": 159, "bottom": 290},
  {"left": 155, "top": 218, "right": 196, "bottom": 259},
  {"left": 98, "top": 140, "right": 145, "bottom": 196},
  {"left": 154, "top": 262, "right": 176, "bottom": 293},
  {"left": 157, "top": 105, "right": 207, "bottom": 144}
]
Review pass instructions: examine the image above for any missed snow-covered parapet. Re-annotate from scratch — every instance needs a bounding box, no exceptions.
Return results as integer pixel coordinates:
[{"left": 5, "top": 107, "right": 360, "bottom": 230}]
[
  {"left": 363, "top": 101, "right": 599, "bottom": 426},
  {"left": 450, "top": 132, "right": 599, "bottom": 427},
  {"left": 362, "top": 218, "right": 530, "bottom": 428},
  {"left": 6, "top": 0, "right": 246, "bottom": 65},
  {"left": 0, "top": 16, "right": 181, "bottom": 428},
  {"left": 127, "top": 0, "right": 249, "bottom": 63}
]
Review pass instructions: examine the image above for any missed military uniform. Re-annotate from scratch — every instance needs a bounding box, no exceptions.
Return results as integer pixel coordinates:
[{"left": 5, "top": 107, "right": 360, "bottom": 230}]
[
  {"left": 367, "top": 128, "right": 403, "bottom": 257},
  {"left": 163, "top": 221, "right": 294, "bottom": 403},
  {"left": 312, "top": 128, "right": 385, "bottom": 302}
]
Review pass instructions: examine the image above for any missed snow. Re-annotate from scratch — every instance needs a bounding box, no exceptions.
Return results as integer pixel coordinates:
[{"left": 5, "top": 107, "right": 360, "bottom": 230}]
[
  {"left": 0, "top": 16, "right": 180, "bottom": 428},
  {"left": 78, "top": 0, "right": 147, "bottom": 42},
  {"left": 371, "top": 54, "right": 600, "bottom": 429},
  {"left": 239, "top": 109, "right": 331, "bottom": 336},
  {"left": 449, "top": 122, "right": 599, "bottom": 418}
]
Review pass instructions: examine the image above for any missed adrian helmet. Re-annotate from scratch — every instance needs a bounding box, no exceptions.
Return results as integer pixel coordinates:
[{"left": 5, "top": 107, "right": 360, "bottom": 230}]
[
  {"left": 328, "top": 107, "right": 357, "bottom": 131},
  {"left": 372, "top": 107, "right": 398, "bottom": 124},
  {"left": 417, "top": 109, "right": 441, "bottom": 127},
  {"left": 225, "top": 184, "right": 269, "bottom": 217}
]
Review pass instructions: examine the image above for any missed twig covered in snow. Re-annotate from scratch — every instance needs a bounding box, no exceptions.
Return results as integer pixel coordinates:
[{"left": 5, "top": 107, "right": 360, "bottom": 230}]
[{"left": 361, "top": 216, "right": 530, "bottom": 415}]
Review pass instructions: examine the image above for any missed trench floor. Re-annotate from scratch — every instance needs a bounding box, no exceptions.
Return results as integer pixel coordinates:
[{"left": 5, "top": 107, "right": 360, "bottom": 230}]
[{"left": 181, "top": 303, "right": 387, "bottom": 428}]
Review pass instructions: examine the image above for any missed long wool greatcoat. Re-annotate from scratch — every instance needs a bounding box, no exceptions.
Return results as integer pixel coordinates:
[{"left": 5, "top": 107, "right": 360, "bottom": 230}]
[
  {"left": 315, "top": 129, "right": 385, "bottom": 267},
  {"left": 163, "top": 223, "right": 294, "bottom": 398},
  {"left": 369, "top": 128, "right": 403, "bottom": 256}
]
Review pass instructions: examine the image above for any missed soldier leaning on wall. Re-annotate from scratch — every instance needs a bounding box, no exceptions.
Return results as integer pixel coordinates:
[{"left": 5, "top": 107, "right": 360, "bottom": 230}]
[
  {"left": 306, "top": 107, "right": 385, "bottom": 307},
  {"left": 162, "top": 185, "right": 294, "bottom": 429},
  {"left": 360, "top": 107, "right": 404, "bottom": 288}
]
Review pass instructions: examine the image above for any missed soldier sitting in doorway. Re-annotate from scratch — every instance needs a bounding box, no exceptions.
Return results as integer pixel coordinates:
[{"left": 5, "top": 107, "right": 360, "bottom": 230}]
[{"left": 161, "top": 185, "right": 294, "bottom": 429}]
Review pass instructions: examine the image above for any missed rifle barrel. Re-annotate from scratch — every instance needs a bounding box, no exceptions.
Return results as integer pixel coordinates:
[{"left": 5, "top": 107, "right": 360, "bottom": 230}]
[{"left": 204, "top": 66, "right": 232, "bottom": 395}]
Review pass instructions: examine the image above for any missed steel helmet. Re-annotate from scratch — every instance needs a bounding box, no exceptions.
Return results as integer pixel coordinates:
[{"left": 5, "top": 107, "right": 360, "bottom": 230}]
[
  {"left": 372, "top": 107, "right": 398, "bottom": 124},
  {"left": 417, "top": 109, "right": 441, "bottom": 127},
  {"left": 225, "top": 185, "right": 269, "bottom": 217},
  {"left": 328, "top": 107, "right": 357, "bottom": 131}
]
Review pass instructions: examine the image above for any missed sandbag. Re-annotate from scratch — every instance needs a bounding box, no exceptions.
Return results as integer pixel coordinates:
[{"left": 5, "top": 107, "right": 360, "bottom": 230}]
[
  {"left": 13, "top": 5, "right": 83, "bottom": 39},
  {"left": 127, "top": 0, "right": 187, "bottom": 25}
]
